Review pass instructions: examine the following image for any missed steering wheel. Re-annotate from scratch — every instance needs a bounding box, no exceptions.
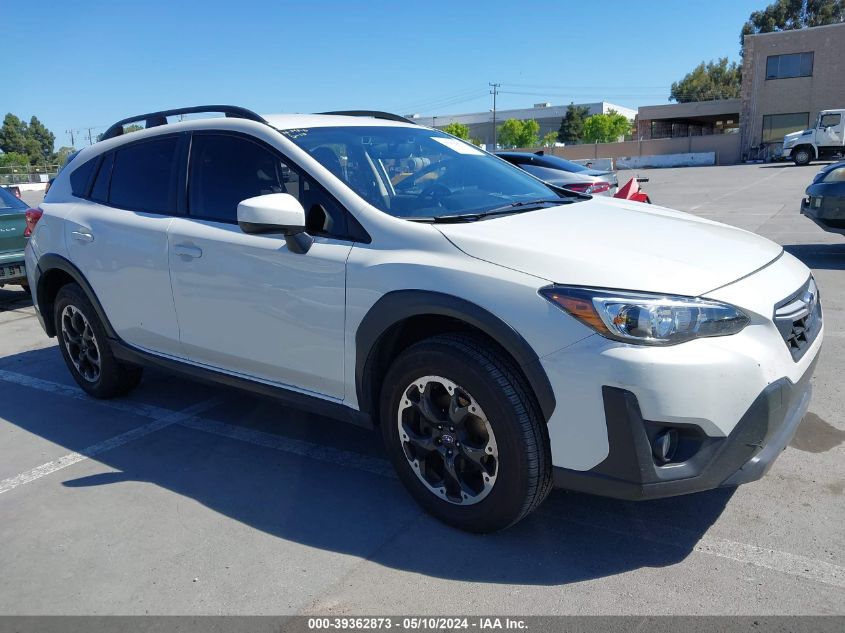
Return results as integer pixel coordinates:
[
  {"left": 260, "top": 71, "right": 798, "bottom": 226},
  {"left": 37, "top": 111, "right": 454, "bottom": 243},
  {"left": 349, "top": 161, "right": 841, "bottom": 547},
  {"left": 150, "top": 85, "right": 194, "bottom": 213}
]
[{"left": 419, "top": 183, "right": 452, "bottom": 204}]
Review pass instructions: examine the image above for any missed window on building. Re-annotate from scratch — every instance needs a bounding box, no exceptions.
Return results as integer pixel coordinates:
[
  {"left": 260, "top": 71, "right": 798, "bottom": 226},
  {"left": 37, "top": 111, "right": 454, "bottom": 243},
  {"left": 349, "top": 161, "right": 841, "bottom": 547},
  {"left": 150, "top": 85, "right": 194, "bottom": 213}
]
[
  {"left": 761, "top": 112, "right": 810, "bottom": 143},
  {"left": 765, "top": 52, "right": 813, "bottom": 79}
]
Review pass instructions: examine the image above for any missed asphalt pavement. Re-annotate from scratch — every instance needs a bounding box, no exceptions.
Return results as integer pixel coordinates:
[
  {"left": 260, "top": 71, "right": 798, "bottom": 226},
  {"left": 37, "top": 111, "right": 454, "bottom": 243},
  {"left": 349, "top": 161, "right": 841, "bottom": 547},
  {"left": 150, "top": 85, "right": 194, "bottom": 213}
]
[{"left": 2, "top": 163, "right": 843, "bottom": 615}]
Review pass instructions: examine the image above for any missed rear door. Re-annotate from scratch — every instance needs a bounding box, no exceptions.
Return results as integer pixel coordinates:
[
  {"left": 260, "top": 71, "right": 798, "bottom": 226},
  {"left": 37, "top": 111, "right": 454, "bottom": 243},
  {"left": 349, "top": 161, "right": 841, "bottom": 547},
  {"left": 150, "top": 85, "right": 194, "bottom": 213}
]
[
  {"left": 64, "top": 135, "right": 184, "bottom": 356},
  {"left": 0, "top": 187, "right": 28, "bottom": 278}
]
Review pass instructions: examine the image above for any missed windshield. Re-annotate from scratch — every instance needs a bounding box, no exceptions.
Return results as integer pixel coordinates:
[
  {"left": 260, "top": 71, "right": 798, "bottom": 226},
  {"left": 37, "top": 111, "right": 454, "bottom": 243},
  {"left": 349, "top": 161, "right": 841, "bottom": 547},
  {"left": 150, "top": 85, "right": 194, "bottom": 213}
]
[
  {"left": 282, "top": 126, "right": 569, "bottom": 220},
  {"left": 534, "top": 155, "right": 589, "bottom": 173}
]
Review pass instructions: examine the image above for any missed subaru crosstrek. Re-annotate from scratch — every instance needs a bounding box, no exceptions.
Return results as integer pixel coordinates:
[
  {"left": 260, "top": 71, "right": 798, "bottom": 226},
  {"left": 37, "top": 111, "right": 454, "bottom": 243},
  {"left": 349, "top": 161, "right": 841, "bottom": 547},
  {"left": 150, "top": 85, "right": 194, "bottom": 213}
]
[{"left": 25, "top": 106, "right": 823, "bottom": 532}]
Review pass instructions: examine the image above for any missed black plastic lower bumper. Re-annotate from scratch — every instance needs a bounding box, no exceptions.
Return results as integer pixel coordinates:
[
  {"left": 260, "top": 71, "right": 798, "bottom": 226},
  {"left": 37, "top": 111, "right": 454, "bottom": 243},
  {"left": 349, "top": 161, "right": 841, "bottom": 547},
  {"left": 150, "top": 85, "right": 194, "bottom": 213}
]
[{"left": 553, "top": 354, "right": 818, "bottom": 500}]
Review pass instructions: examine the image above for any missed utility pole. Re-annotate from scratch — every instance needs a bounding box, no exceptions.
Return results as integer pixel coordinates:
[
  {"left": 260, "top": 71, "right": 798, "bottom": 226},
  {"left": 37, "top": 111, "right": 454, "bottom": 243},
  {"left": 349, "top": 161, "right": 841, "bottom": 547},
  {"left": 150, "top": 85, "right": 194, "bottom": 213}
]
[
  {"left": 66, "top": 129, "right": 78, "bottom": 147},
  {"left": 489, "top": 82, "right": 501, "bottom": 149},
  {"left": 85, "top": 127, "right": 95, "bottom": 145}
]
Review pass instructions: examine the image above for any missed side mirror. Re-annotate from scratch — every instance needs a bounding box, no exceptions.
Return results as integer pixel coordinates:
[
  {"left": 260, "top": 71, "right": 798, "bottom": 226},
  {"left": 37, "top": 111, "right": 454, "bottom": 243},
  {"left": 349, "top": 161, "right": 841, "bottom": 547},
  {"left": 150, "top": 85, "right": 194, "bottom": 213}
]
[{"left": 237, "top": 193, "right": 313, "bottom": 254}]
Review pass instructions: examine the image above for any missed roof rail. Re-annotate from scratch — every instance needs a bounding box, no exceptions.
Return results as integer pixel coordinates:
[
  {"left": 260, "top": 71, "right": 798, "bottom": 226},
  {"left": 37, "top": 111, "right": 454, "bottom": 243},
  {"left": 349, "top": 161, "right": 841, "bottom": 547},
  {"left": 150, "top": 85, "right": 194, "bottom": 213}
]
[
  {"left": 318, "top": 110, "right": 417, "bottom": 125},
  {"left": 100, "top": 105, "right": 269, "bottom": 141}
]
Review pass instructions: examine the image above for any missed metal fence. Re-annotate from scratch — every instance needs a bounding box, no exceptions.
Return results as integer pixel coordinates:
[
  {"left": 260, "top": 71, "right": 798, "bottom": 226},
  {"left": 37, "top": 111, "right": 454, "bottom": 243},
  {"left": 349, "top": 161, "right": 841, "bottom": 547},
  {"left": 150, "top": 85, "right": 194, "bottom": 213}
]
[{"left": 0, "top": 165, "right": 60, "bottom": 185}]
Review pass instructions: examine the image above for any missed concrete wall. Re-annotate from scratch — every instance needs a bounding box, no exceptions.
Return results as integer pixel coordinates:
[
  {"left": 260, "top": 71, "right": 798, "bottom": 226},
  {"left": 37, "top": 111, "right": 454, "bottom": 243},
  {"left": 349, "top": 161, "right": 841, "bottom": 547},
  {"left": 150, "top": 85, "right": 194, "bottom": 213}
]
[
  {"left": 521, "top": 133, "right": 741, "bottom": 166},
  {"left": 740, "top": 22, "right": 845, "bottom": 159},
  {"left": 616, "top": 152, "right": 715, "bottom": 169}
]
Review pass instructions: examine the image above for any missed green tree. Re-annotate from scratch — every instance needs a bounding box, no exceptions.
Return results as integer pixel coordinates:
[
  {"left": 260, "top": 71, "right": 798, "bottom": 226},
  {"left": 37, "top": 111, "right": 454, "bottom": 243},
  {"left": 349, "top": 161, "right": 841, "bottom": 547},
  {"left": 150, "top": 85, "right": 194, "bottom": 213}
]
[
  {"left": 582, "top": 110, "right": 632, "bottom": 143},
  {"left": 442, "top": 122, "right": 470, "bottom": 140},
  {"left": 28, "top": 116, "right": 55, "bottom": 162},
  {"left": 669, "top": 57, "right": 741, "bottom": 103},
  {"left": 55, "top": 146, "right": 76, "bottom": 166},
  {"left": 557, "top": 103, "right": 590, "bottom": 143},
  {"left": 497, "top": 118, "right": 540, "bottom": 148},
  {"left": 0, "top": 114, "right": 29, "bottom": 156},
  {"left": 541, "top": 131, "right": 558, "bottom": 147},
  {"left": 741, "top": 0, "right": 844, "bottom": 56},
  {"left": 0, "top": 151, "right": 30, "bottom": 168},
  {"left": 96, "top": 123, "right": 144, "bottom": 142}
]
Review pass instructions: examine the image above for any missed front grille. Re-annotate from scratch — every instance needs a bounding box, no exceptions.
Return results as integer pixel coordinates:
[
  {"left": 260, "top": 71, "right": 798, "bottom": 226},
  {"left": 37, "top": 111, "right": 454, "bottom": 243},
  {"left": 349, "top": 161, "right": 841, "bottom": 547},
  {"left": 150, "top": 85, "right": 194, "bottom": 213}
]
[{"left": 773, "top": 277, "right": 822, "bottom": 361}]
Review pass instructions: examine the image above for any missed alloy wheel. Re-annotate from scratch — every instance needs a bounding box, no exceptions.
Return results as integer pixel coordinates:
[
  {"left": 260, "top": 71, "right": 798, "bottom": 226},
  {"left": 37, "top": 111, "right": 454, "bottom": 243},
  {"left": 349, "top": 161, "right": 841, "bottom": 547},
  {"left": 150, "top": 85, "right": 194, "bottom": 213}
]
[
  {"left": 60, "top": 305, "right": 101, "bottom": 383},
  {"left": 397, "top": 375, "right": 498, "bottom": 505}
]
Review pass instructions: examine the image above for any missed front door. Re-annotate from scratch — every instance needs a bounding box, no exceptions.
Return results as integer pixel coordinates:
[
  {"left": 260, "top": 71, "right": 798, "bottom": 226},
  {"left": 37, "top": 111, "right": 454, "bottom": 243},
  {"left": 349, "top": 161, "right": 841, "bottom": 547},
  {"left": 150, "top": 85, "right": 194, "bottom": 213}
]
[
  {"left": 817, "top": 112, "right": 843, "bottom": 148},
  {"left": 167, "top": 132, "right": 350, "bottom": 399}
]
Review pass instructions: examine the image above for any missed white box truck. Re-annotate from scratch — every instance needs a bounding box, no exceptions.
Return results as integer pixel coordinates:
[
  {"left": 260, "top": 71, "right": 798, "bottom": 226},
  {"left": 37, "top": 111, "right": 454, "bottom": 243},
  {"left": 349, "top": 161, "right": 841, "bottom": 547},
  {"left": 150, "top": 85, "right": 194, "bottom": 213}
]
[{"left": 782, "top": 109, "right": 845, "bottom": 165}]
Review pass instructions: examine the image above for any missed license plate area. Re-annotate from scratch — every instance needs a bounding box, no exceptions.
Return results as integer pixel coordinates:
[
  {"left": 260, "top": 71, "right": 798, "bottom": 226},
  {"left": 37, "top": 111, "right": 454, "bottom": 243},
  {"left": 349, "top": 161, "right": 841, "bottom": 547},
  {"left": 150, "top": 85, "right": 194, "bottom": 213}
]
[{"left": 0, "top": 263, "right": 25, "bottom": 279}]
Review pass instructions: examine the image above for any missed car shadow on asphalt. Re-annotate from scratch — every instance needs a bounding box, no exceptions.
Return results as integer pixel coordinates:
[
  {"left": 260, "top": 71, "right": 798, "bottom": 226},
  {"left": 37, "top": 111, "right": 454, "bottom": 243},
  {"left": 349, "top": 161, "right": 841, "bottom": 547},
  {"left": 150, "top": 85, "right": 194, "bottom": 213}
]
[
  {"left": 0, "top": 345, "right": 735, "bottom": 586},
  {"left": 0, "top": 286, "right": 32, "bottom": 312},
  {"left": 784, "top": 243, "right": 845, "bottom": 271}
]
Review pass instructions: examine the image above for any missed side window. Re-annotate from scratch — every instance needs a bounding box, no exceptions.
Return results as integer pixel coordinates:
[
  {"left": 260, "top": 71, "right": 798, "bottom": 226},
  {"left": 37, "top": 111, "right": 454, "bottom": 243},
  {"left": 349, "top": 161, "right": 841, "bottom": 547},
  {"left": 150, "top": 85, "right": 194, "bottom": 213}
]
[
  {"left": 69, "top": 158, "right": 98, "bottom": 198},
  {"left": 188, "top": 134, "right": 297, "bottom": 223},
  {"left": 820, "top": 113, "right": 841, "bottom": 128},
  {"left": 109, "top": 137, "right": 180, "bottom": 213},
  {"left": 90, "top": 152, "right": 114, "bottom": 203}
]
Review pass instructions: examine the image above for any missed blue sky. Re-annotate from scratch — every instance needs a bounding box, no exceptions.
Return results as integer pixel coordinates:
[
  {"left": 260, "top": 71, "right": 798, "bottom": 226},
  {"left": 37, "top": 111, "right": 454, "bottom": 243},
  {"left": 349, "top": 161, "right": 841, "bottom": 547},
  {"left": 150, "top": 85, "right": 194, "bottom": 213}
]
[{"left": 3, "top": 0, "right": 763, "bottom": 148}]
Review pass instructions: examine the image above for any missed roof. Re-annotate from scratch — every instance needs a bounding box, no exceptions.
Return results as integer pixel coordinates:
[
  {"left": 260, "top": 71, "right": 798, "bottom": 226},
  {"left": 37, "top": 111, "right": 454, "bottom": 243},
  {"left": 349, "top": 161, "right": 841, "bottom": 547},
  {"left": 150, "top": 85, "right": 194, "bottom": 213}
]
[{"left": 262, "top": 113, "right": 418, "bottom": 130}]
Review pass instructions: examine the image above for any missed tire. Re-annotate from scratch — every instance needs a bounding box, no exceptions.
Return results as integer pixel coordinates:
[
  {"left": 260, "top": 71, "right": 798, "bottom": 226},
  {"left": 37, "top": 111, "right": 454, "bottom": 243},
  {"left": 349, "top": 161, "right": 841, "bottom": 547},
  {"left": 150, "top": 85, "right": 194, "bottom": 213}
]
[
  {"left": 54, "top": 283, "right": 143, "bottom": 398},
  {"left": 380, "top": 333, "right": 553, "bottom": 532},
  {"left": 793, "top": 147, "right": 812, "bottom": 166}
]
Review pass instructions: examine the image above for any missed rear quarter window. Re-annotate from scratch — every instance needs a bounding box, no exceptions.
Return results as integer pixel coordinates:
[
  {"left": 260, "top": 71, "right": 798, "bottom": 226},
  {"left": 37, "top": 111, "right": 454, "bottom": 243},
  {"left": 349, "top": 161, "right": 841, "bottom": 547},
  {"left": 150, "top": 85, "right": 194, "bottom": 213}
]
[{"left": 69, "top": 158, "right": 98, "bottom": 198}]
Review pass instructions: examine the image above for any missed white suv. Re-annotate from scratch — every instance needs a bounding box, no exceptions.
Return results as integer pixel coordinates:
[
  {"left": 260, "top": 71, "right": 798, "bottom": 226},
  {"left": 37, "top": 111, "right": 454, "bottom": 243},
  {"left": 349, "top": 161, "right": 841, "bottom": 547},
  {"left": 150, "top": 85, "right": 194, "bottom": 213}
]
[{"left": 26, "top": 106, "right": 823, "bottom": 532}]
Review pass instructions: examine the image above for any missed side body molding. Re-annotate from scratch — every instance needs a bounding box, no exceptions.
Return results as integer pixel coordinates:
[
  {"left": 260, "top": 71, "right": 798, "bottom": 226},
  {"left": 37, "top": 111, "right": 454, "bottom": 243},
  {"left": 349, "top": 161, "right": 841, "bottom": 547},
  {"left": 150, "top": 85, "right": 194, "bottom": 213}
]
[{"left": 355, "top": 290, "right": 557, "bottom": 422}]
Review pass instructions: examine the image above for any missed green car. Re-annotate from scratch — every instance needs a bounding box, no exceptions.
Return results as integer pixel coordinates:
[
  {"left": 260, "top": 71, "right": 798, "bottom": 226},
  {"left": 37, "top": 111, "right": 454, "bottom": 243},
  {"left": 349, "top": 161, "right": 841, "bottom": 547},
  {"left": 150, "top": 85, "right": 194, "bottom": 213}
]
[{"left": 0, "top": 186, "right": 29, "bottom": 289}]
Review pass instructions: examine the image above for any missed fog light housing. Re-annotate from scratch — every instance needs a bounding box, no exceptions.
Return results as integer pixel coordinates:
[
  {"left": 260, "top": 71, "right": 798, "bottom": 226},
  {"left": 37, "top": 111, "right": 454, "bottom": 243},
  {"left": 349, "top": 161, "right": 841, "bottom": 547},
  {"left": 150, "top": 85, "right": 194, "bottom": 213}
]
[{"left": 652, "top": 429, "right": 678, "bottom": 464}]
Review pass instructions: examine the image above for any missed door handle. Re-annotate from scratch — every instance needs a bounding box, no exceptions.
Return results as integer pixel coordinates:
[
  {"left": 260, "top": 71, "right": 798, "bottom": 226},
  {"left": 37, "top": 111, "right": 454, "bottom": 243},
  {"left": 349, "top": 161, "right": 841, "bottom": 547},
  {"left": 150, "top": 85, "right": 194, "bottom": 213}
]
[
  {"left": 174, "top": 243, "right": 203, "bottom": 259},
  {"left": 71, "top": 230, "right": 94, "bottom": 243}
]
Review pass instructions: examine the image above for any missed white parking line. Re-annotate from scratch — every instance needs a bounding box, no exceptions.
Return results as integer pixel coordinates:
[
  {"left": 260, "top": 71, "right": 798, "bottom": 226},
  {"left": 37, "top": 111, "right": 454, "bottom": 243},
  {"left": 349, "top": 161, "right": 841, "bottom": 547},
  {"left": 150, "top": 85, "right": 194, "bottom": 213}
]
[{"left": 0, "top": 369, "right": 843, "bottom": 589}]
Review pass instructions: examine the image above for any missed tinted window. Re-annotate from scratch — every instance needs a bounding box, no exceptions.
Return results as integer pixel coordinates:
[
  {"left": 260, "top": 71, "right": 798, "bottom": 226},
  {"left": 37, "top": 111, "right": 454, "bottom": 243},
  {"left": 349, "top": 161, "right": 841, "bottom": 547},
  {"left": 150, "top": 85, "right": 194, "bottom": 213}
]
[
  {"left": 69, "top": 158, "right": 98, "bottom": 198},
  {"left": 766, "top": 52, "right": 813, "bottom": 79},
  {"left": 90, "top": 152, "right": 114, "bottom": 203},
  {"left": 109, "top": 137, "right": 180, "bottom": 213},
  {"left": 534, "top": 155, "right": 588, "bottom": 172},
  {"left": 0, "top": 186, "right": 27, "bottom": 210},
  {"left": 188, "top": 134, "right": 297, "bottom": 223}
]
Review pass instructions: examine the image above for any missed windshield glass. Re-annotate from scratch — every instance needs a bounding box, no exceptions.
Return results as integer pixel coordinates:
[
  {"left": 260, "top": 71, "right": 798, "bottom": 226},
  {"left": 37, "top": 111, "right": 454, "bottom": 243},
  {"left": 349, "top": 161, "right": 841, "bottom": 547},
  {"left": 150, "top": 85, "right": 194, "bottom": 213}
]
[
  {"left": 281, "top": 126, "right": 568, "bottom": 220},
  {"left": 534, "top": 155, "right": 589, "bottom": 173}
]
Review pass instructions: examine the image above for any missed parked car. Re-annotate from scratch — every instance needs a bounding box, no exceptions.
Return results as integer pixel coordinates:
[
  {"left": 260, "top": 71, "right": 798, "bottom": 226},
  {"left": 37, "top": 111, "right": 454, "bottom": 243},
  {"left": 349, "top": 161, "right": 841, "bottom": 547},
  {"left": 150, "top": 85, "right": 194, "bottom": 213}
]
[
  {"left": 27, "top": 105, "right": 822, "bottom": 532},
  {"left": 0, "top": 185, "right": 31, "bottom": 289},
  {"left": 1, "top": 184, "right": 22, "bottom": 199},
  {"left": 801, "top": 160, "right": 845, "bottom": 235},
  {"left": 496, "top": 151, "right": 618, "bottom": 195}
]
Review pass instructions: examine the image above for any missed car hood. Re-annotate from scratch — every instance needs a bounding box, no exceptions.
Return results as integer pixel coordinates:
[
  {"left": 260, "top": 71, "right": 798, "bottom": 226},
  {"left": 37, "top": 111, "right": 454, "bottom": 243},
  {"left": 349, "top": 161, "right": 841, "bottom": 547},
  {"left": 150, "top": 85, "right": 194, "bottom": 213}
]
[{"left": 435, "top": 197, "right": 783, "bottom": 297}]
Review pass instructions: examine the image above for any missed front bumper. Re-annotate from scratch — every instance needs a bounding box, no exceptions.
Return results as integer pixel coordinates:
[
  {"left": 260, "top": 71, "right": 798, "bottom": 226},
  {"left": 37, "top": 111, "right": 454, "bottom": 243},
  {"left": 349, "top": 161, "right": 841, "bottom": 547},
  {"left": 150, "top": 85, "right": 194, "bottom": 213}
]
[
  {"left": 553, "top": 353, "right": 816, "bottom": 500},
  {"left": 801, "top": 195, "right": 845, "bottom": 235}
]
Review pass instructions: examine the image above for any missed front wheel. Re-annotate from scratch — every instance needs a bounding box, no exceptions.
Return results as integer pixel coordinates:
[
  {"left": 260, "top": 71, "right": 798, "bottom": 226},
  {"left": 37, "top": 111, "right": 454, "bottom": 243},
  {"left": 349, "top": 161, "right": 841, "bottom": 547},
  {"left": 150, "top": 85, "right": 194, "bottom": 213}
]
[
  {"left": 793, "top": 147, "right": 812, "bottom": 166},
  {"left": 380, "top": 334, "right": 552, "bottom": 532},
  {"left": 54, "top": 283, "right": 143, "bottom": 398}
]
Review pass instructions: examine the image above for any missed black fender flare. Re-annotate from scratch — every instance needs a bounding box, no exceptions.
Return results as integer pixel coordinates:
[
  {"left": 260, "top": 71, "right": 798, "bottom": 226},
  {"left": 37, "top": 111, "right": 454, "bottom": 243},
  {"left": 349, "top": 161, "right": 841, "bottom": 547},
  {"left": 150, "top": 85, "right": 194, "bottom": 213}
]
[
  {"left": 355, "top": 290, "right": 556, "bottom": 422},
  {"left": 35, "top": 254, "right": 117, "bottom": 339}
]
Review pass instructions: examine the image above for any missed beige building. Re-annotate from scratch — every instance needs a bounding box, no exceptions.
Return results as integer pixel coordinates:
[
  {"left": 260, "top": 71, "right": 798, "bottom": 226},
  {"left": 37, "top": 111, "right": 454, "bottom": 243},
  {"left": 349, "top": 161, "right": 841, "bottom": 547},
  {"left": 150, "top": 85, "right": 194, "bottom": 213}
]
[
  {"left": 636, "top": 21, "right": 845, "bottom": 162},
  {"left": 739, "top": 21, "right": 845, "bottom": 160}
]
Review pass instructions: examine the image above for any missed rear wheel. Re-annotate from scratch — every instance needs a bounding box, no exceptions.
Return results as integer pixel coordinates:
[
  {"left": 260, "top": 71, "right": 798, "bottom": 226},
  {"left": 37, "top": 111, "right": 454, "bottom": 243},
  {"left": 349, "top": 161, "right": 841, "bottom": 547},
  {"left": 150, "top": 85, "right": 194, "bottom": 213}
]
[
  {"left": 381, "top": 334, "right": 552, "bottom": 532},
  {"left": 793, "top": 146, "right": 813, "bottom": 166},
  {"left": 54, "top": 283, "right": 143, "bottom": 398}
]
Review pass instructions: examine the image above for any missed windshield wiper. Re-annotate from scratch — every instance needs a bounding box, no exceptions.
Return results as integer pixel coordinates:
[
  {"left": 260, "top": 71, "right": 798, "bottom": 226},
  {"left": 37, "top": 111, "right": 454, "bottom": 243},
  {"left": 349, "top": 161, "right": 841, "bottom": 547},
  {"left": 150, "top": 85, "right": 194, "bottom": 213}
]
[{"left": 408, "top": 199, "right": 568, "bottom": 224}]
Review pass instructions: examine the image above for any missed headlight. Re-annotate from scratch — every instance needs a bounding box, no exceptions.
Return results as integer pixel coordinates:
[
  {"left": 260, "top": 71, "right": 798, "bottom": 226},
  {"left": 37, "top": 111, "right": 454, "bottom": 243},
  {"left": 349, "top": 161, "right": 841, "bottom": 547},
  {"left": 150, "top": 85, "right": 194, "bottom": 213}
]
[{"left": 540, "top": 286, "right": 749, "bottom": 345}]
